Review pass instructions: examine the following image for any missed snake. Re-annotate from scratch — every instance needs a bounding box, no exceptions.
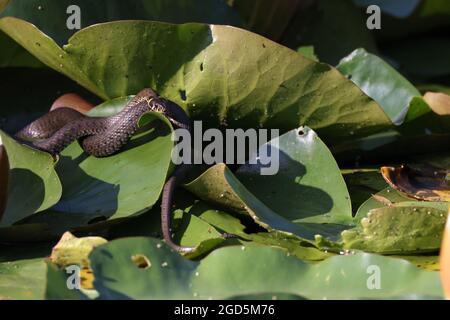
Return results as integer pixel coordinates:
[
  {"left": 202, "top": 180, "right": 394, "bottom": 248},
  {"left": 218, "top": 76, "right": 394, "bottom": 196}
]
[{"left": 16, "top": 88, "right": 195, "bottom": 254}]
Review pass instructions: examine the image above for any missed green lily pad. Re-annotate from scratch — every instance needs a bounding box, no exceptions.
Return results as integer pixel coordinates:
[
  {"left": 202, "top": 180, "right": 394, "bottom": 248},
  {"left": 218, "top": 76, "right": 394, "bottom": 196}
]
[
  {"left": 341, "top": 206, "right": 447, "bottom": 254},
  {"left": 89, "top": 237, "right": 444, "bottom": 299},
  {"left": 297, "top": 46, "right": 318, "bottom": 62},
  {"left": 0, "top": 18, "right": 392, "bottom": 147},
  {"left": 236, "top": 126, "right": 352, "bottom": 224},
  {"left": 0, "top": 258, "right": 47, "bottom": 299},
  {"left": 0, "top": 130, "right": 62, "bottom": 226},
  {"left": 178, "top": 197, "right": 333, "bottom": 261},
  {"left": 45, "top": 262, "right": 87, "bottom": 300},
  {"left": 49, "top": 232, "right": 107, "bottom": 268},
  {"left": 395, "top": 255, "right": 440, "bottom": 272},
  {"left": 185, "top": 163, "right": 349, "bottom": 243},
  {"left": 172, "top": 208, "right": 226, "bottom": 258},
  {"left": 337, "top": 48, "right": 429, "bottom": 125},
  {"left": 0, "top": 30, "right": 43, "bottom": 68},
  {"left": 355, "top": 187, "right": 449, "bottom": 222}
]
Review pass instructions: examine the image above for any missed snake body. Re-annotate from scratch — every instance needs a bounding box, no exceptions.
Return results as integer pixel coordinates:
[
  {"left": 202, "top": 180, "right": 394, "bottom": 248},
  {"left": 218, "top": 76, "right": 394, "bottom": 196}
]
[{"left": 16, "top": 88, "right": 194, "bottom": 253}]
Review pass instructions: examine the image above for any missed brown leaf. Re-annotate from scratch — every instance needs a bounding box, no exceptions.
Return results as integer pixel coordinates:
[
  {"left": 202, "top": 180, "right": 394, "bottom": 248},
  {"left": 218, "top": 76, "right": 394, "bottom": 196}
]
[{"left": 381, "top": 165, "right": 450, "bottom": 202}]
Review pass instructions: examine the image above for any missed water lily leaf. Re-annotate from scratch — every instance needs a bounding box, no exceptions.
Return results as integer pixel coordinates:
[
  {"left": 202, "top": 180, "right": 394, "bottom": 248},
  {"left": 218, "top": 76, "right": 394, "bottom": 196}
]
[
  {"left": 397, "top": 255, "right": 440, "bottom": 272},
  {"left": 172, "top": 209, "right": 226, "bottom": 259},
  {"left": 0, "top": 258, "right": 46, "bottom": 299},
  {"left": 185, "top": 163, "right": 350, "bottom": 243},
  {"left": 297, "top": 46, "right": 319, "bottom": 62},
  {"left": 45, "top": 262, "right": 87, "bottom": 299},
  {"left": 49, "top": 231, "right": 107, "bottom": 268},
  {"left": 381, "top": 165, "right": 450, "bottom": 202},
  {"left": 355, "top": 186, "right": 449, "bottom": 224},
  {"left": 341, "top": 206, "right": 448, "bottom": 254},
  {"left": 337, "top": 48, "right": 429, "bottom": 125},
  {"left": 89, "top": 237, "right": 443, "bottom": 299},
  {"left": 177, "top": 197, "right": 333, "bottom": 261},
  {"left": 236, "top": 126, "right": 353, "bottom": 224},
  {"left": 0, "top": 131, "right": 62, "bottom": 226},
  {"left": 0, "top": 30, "right": 43, "bottom": 67},
  {"left": 0, "top": 18, "right": 392, "bottom": 147}
]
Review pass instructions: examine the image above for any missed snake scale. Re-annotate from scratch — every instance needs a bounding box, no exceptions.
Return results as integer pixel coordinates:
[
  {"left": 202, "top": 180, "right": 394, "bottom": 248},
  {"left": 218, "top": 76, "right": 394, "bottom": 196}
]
[{"left": 16, "top": 88, "right": 195, "bottom": 253}]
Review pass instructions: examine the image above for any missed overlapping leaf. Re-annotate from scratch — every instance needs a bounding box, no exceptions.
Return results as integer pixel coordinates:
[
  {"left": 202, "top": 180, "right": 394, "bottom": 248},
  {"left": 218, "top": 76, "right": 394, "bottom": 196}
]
[
  {"left": 88, "top": 237, "right": 444, "bottom": 299},
  {"left": 0, "top": 18, "right": 392, "bottom": 148}
]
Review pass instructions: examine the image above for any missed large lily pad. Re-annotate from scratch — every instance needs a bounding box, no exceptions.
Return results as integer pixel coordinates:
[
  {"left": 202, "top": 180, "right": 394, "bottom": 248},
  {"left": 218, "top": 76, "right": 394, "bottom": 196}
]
[
  {"left": 0, "top": 258, "right": 47, "bottom": 299},
  {"left": 185, "top": 163, "right": 350, "bottom": 243},
  {"left": 337, "top": 48, "right": 429, "bottom": 125},
  {"left": 89, "top": 237, "right": 444, "bottom": 299},
  {"left": 236, "top": 126, "right": 352, "bottom": 224},
  {"left": 341, "top": 206, "right": 448, "bottom": 254},
  {"left": 355, "top": 187, "right": 449, "bottom": 222},
  {"left": 0, "top": 18, "right": 392, "bottom": 147},
  {"left": 0, "top": 131, "right": 62, "bottom": 226}
]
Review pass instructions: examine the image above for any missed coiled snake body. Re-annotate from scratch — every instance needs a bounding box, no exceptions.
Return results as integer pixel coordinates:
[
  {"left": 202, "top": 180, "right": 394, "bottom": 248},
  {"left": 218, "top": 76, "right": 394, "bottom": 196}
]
[{"left": 16, "top": 88, "right": 194, "bottom": 253}]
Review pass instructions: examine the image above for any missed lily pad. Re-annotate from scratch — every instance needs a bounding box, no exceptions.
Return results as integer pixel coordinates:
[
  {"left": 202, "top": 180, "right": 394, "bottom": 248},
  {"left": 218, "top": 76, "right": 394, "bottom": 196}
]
[
  {"left": 0, "top": 18, "right": 392, "bottom": 147},
  {"left": 355, "top": 187, "right": 449, "bottom": 222},
  {"left": 185, "top": 163, "right": 350, "bottom": 243},
  {"left": 341, "top": 206, "right": 448, "bottom": 254},
  {"left": 0, "top": 131, "right": 62, "bottom": 226},
  {"left": 236, "top": 126, "right": 353, "bottom": 224},
  {"left": 89, "top": 237, "right": 444, "bottom": 299},
  {"left": 178, "top": 197, "right": 333, "bottom": 261},
  {"left": 0, "top": 258, "right": 47, "bottom": 299},
  {"left": 49, "top": 231, "right": 107, "bottom": 268},
  {"left": 337, "top": 48, "right": 429, "bottom": 125}
]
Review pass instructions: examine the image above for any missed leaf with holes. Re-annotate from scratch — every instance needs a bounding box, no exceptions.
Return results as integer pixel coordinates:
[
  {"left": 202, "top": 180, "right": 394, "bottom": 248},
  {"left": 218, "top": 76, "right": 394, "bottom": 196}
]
[
  {"left": 89, "top": 237, "right": 444, "bottom": 299},
  {"left": 0, "top": 18, "right": 392, "bottom": 149}
]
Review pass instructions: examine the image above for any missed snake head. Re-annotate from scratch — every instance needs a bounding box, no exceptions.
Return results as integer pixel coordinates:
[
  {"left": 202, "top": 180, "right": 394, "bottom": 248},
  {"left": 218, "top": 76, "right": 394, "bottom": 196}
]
[{"left": 128, "top": 88, "right": 160, "bottom": 108}]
